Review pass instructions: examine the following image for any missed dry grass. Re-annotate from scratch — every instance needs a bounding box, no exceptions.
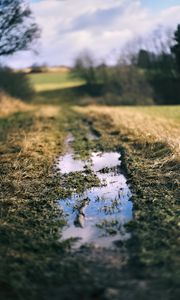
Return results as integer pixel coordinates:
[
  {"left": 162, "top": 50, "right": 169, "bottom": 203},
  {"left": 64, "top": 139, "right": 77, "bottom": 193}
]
[
  {"left": 0, "top": 92, "right": 33, "bottom": 117},
  {"left": 76, "top": 105, "right": 180, "bottom": 156},
  {"left": 0, "top": 93, "right": 63, "bottom": 160},
  {"left": 45, "top": 66, "right": 71, "bottom": 73},
  {"left": 0, "top": 96, "right": 64, "bottom": 190},
  {"left": 73, "top": 104, "right": 180, "bottom": 288},
  {"left": 0, "top": 94, "right": 67, "bottom": 298}
]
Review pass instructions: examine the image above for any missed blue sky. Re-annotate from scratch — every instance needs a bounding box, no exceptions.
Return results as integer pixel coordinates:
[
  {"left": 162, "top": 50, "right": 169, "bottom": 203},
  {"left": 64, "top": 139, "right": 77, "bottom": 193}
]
[
  {"left": 5, "top": 0, "right": 180, "bottom": 68},
  {"left": 141, "top": 0, "right": 180, "bottom": 11}
]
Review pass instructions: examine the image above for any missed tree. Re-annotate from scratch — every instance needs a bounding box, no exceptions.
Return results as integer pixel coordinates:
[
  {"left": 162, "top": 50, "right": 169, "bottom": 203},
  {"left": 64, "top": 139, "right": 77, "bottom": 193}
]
[
  {"left": 171, "top": 24, "right": 180, "bottom": 74},
  {"left": 137, "top": 49, "right": 151, "bottom": 69},
  {"left": 0, "top": 0, "right": 40, "bottom": 56},
  {"left": 73, "top": 51, "right": 97, "bottom": 87},
  {"left": 0, "top": 66, "right": 34, "bottom": 100}
]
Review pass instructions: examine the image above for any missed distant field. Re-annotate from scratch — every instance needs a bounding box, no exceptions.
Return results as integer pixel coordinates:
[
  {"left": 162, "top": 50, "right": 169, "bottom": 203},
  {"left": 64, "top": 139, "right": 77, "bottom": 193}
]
[{"left": 28, "top": 71, "right": 85, "bottom": 92}]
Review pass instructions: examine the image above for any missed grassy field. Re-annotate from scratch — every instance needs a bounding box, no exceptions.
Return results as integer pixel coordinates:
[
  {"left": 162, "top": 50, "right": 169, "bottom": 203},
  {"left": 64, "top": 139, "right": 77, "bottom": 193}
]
[
  {"left": 28, "top": 71, "right": 85, "bottom": 92},
  {"left": 0, "top": 73, "right": 180, "bottom": 300},
  {"left": 77, "top": 105, "right": 180, "bottom": 154},
  {"left": 136, "top": 106, "right": 180, "bottom": 121}
]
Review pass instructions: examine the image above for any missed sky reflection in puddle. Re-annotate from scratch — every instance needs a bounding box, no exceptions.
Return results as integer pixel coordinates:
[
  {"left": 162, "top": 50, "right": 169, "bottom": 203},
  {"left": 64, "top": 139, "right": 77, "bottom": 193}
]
[
  {"left": 57, "top": 138, "right": 133, "bottom": 248},
  {"left": 57, "top": 154, "right": 85, "bottom": 174}
]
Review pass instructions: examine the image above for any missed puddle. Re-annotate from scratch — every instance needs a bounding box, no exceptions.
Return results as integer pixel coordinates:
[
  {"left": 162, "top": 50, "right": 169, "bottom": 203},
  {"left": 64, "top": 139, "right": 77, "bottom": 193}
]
[
  {"left": 91, "top": 152, "right": 121, "bottom": 172},
  {"left": 57, "top": 135, "right": 133, "bottom": 249},
  {"left": 57, "top": 154, "right": 85, "bottom": 174},
  {"left": 57, "top": 134, "right": 86, "bottom": 174}
]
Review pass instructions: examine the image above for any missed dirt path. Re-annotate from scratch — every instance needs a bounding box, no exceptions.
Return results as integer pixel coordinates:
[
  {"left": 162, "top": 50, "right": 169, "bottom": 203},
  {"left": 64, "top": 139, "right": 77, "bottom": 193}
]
[{"left": 1, "top": 101, "right": 179, "bottom": 300}]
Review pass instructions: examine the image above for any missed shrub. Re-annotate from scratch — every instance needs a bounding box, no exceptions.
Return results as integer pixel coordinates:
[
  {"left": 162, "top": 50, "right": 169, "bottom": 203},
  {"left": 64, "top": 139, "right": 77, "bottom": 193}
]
[
  {"left": 73, "top": 53, "right": 154, "bottom": 105},
  {"left": 30, "top": 64, "right": 48, "bottom": 73},
  {"left": 0, "top": 66, "right": 34, "bottom": 101},
  {"left": 102, "top": 66, "right": 154, "bottom": 105},
  {"left": 149, "top": 74, "right": 180, "bottom": 105}
]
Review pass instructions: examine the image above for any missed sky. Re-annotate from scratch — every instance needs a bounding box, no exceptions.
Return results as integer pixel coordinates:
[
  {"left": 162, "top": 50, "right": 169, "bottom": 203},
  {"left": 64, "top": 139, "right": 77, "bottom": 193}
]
[{"left": 4, "top": 0, "right": 180, "bottom": 68}]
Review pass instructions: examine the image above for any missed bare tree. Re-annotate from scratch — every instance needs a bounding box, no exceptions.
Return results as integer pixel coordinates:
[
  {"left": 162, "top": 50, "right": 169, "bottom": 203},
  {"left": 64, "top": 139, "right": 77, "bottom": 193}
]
[
  {"left": 148, "top": 26, "right": 174, "bottom": 54},
  {"left": 119, "top": 26, "right": 174, "bottom": 66},
  {"left": 73, "top": 51, "right": 97, "bottom": 86},
  {"left": 0, "top": 0, "right": 40, "bottom": 56}
]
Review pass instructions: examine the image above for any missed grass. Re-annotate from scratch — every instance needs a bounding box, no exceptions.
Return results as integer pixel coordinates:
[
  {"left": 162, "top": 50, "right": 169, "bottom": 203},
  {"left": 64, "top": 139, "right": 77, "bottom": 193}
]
[
  {"left": 0, "top": 94, "right": 70, "bottom": 299},
  {"left": 0, "top": 73, "right": 180, "bottom": 299},
  {"left": 0, "top": 92, "right": 32, "bottom": 116},
  {"left": 28, "top": 71, "right": 85, "bottom": 92},
  {"left": 77, "top": 105, "right": 180, "bottom": 155},
  {"left": 75, "top": 105, "right": 180, "bottom": 283},
  {"left": 136, "top": 106, "right": 180, "bottom": 121}
]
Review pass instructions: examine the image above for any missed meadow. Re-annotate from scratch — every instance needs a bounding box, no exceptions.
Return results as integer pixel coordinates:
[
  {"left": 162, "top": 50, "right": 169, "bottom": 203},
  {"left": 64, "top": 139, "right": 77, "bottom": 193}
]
[
  {"left": 28, "top": 71, "right": 85, "bottom": 92},
  {"left": 0, "top": 71, "right": 179, "bottom": 300}
]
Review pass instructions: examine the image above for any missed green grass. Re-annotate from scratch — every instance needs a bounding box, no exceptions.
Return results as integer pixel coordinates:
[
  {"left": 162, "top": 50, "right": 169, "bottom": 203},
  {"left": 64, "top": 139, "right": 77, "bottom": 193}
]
[
  {"left": 28, "top": 72, "right": 73, "bottom": 85},
  {"left": 28, "top": 71, "right": 85, "bottom": 92}
]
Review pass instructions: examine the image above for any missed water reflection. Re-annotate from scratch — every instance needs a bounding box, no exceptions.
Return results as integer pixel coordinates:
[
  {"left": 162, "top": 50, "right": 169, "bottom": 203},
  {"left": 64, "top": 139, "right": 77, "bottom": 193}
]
[
  {"left": 57, "top": 153, "right": 85, "bottom": 174},
  {"left": 57, "top": 140, "right": 133, "bottom": 248}
]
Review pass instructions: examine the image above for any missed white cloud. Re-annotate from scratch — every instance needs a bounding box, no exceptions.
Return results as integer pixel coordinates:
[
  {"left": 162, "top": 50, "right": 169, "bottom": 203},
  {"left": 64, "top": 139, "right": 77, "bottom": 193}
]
[
  {"left": 159, "top": 5, "right": 180, "bottom": 26},
  {"left": 4, "top": 0, "right": 180, "bottom": 68}
]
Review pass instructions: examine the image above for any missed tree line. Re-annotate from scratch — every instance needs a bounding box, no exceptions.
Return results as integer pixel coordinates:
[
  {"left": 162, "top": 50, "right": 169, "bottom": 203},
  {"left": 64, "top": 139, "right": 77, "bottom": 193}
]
[{"left": 73, "top": 25, "right": 180, "bottom": 105}]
